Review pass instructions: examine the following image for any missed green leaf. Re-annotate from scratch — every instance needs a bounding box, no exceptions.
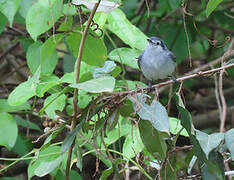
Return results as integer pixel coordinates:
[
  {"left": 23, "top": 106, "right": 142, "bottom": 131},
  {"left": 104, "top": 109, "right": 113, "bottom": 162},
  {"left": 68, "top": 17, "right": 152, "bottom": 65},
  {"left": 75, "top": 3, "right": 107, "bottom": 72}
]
[
  {"left": 15, "top": 116, "right": 41, "bottom": 131},
  {"left": 107, "top": 8, "right": 147, "bottom": 50},
  {"left": 26, "top": 41, "right": 42, "bottom": 74},
  {"left": 62, "top": 123, "right": 83, "bottom": 154},
  {"left": 122, "top": 125, "right": 144, "bottom": 158},
  {"left": 128, "top": 93, "right": 170, "bottom": 134},
  {"left": 40, "top": 34, "right": 64, "bottom": 75},
  {"left": 12, "top": 133, "right": 33, "bottom": 157},
  {"left": 18, "top": 0, "right": 35, "bottom": 19},
  {"left": 28, "top": 146, "right": 63, "bottom": 178},
  {"left": 66, "top": 32, "right": 107, "bottom": 67},
  {"left": 196, "top": 130, "right": 224, "bottom": 158},
  {"left": 100, "top": 167, "right": 113, "bottom": 180},
  {"left": 108, "top": 48, "right": 140, "bottom": 69},
  {"left": 0, "top": 113, "right": 18, "bottom": 149},
  {"left": 0, "top": 178, "right": 23, "bottom": 180},
  {"left": 36, "top": 75, "right": 60, "bottom": 97},
  {"left": 41, "top": 126, "right": 65, "bottom": 150},
  {"left": 74, "top": 138, "right": 82, "bottom": 171},
  {"left": 139, "top": 120, "right": 167, "bottom": 160},
  {"left": 225, "top": 129, "right": 234, "bottom": 160},
  {"left": 169, "top": 117, "right": 189, "bottom": 137},
  {"left": 70, "top": 76, "right": 116, "bottom": 93},
  {"left": 26, "top": 0, "right": 63, "bottom": 40},
  {"left": 0, "top": 0, "right": 21, "bottom": 27},
  {"left": 93, "top": 12, "right": 108, "bottom": 29},
  {"left": 44, "top": 93, "right": 66, "bottom": 119},
  {"left": 0, "top": 12, "right": 8, "bottom": 33},
  {"left": 0, "top": 99, "right": 30, "bottom": 113},
  {"left": 8, "top": 67, "right": 41, "bottom": 106},
  {"left": 206, "top": 0, "right": 223, "bottom": 17}
]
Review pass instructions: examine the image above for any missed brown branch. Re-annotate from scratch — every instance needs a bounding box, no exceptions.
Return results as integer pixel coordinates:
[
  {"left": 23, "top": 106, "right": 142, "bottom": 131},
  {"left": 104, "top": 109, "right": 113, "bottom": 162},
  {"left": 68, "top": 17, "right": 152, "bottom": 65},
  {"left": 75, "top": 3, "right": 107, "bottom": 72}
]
[
  {"left": 115, "top": 62, "right": 234, "bottom": 97},
  {"left": 65, "top": 1, "right": 101, "bottom": 179}
]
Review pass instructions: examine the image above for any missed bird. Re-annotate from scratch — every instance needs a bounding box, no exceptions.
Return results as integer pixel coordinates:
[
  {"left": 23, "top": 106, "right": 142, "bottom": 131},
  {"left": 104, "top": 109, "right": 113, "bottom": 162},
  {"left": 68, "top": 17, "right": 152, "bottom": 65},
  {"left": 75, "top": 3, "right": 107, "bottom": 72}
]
[{"left": 137, "top": 36, "right": 176, "bottom": 88}]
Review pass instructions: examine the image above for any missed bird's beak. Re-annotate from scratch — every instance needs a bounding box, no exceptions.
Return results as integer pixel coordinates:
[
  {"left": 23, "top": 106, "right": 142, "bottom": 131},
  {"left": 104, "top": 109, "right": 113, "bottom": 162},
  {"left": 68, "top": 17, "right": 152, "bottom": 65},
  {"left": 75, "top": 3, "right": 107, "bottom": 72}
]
[{"left": 147, "top": 38, "right": 153, "bottom": 44}]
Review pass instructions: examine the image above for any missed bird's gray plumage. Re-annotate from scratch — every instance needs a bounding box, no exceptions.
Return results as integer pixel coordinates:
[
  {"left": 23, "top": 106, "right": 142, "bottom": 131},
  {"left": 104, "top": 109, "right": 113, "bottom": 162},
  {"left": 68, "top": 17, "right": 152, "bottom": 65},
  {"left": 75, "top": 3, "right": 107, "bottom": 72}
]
[{"left": 138, "top": 36, "right": 176, "bottom": 82}]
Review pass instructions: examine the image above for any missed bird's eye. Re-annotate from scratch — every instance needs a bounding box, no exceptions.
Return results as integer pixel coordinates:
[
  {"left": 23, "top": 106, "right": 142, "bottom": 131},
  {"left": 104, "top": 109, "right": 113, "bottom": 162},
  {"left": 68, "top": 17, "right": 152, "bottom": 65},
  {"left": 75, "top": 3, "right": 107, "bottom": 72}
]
[{"left": 156, "top": 41, "right": 160, "bottom": 45}]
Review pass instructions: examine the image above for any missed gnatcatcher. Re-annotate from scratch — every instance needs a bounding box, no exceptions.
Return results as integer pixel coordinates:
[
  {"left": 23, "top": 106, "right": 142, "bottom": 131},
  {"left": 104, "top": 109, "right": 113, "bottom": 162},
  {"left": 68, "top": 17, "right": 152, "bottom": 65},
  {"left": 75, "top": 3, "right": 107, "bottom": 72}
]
[{"left": 138, "top": 36, "right": 176, "bottom": 87}]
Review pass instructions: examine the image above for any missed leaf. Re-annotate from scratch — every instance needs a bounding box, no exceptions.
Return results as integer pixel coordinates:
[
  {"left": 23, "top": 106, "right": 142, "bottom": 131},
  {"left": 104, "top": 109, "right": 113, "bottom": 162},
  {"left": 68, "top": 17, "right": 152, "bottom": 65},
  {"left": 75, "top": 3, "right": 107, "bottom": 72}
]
[
  {"left": 66, "top": 32, "right": 107, "bottom": 67},
  {"left": 206, "top": 0, "right": 223, "bottom": 17},
  {"left": 74, "top": 138, "right": 83, "bottom": 171},
  {"left": 100, "top": 167, "right": 113, "bottom": 180},
  {"left": 0, "top": 99, "right": 30, "bottom": 113},
  {"left": 26, "top": 0, "right": 63, "bottom": 40},
  {"left": 169, "top": 117, "right": 189, "bottom": 137},
  {"left": 70, "top": 76, "right": 115, "bottom": 93},
  {"left": 36, "top": 75, "right": 60, "bottom": 97},
  {"left": 139, "top": 120, "right": 167, "bottom": 160},
  {"left": 44, "top": 93, "right": 66, "bottom": 119},
  {"left": 15, "top": 116, "right": 41, "bottom": 131},
  {"left": 128, "top": 93, "right": 170, "bottom": 134},
  {"left": 18, "top": 0, "right": 36, "bottom": 19},
  {"left": 93, "top": 61, "right": 117, "bottom": 78},
  {"left": 62, "top": 123, "right": 83, "bottom": 154},
  {"left": 0, "top": 113, "right": 18, "bottom": 149},
  {"left": 26, "top": 42, "right": 42, "bottom": 74},
  {"left": 122, "top": 125, "right": 144, "bottom": 159},
  {"left": 107, "top": 8, "right": 147, "bottom": 50},
  {"left": 72, "top": 0, "right": 119, "bottom": 13},
  {"left": 0, "top": 12, "right": 8, "bottom": 33},
  {"left": 93, "top": 12, "right": 108, "bottom": 29},
  {"left": 225, "top": 129, "right": 234, "bottom": 160},
  {"left": 108, "top": 48, "right": 141, "bottom": 69},
  {"left": 28, "top": 146, "right": 63, "bottom": 178},
  {"left": 12, "top": 133, "right": 33, "bottom": 157},
  {"left": 196, "top": 130, "right": 224, "bottom": 158},
  {"left": 0, "top": 0, "right": 21, "bottom": 27},
  {"left": 8, "top": 67, "right": 41, "bottom": 106}
]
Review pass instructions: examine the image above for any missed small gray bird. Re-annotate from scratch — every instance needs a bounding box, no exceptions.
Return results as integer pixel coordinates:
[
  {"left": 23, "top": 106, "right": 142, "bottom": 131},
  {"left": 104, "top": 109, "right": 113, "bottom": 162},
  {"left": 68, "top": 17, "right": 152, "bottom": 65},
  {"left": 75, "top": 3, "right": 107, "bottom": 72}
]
[{"left": 138, "top": 37, "right": 176, "bottom": 87}]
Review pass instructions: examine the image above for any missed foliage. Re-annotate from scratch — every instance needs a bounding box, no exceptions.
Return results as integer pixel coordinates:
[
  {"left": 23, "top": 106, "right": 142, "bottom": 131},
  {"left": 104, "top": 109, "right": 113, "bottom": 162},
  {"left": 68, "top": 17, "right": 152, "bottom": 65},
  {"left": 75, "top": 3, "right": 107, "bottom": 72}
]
[{"left": 0, "top": 0, "right": 234, "bottom": 179}]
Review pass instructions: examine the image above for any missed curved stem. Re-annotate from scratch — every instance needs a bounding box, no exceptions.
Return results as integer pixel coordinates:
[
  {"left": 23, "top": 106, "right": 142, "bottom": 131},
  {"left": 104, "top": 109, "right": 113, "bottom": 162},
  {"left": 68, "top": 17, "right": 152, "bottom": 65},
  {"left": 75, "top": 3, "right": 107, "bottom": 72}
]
[{"left": 65, "top": 1, "right": 101, "bottom": 179}]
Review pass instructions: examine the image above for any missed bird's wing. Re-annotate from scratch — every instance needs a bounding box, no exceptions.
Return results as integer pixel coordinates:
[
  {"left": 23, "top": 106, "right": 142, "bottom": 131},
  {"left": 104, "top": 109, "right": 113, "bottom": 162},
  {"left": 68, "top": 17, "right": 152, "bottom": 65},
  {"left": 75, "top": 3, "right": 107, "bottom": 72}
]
[
  {"left": 168, "top": 51, "right": 176, "bottom": 62},
  {"left": 137, "top": 50, "right": 144, "bottom": 69}
]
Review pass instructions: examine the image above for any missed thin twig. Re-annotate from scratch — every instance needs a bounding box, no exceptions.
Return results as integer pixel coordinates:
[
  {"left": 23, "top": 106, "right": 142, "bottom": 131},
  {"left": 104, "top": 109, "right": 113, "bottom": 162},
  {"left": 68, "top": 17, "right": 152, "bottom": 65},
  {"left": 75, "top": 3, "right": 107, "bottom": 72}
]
[{"left": 65, "top": 1, "right": 101, "bottom": 179}]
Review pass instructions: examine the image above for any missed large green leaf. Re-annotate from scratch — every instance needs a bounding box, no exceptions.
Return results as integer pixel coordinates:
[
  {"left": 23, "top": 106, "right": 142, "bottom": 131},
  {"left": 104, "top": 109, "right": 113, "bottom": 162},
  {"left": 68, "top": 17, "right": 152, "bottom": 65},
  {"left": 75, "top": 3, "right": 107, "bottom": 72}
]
[
  {"left": 66, "top": 32, "right": 107, "bottom": 67},
  {"left": 196, "top": 130, "right": 224, "bottom": 158},
  {"left": 0, "top": 113, "right": 18, "bottom": 149},
  {"left": 44, "top": 93, "right": 66, "bottom": 119},
  {"left": 107, "top": 8, "right": 147, "bottom": 50},
  {"left": 122, "top": 125, "right": 144, "bottom": 159},
  {"left": 26, "top": 41, "right": 42, "bottom": 74},
  {"left": 0, "top": 99, "right": 30, "bottom": 113},
  {"left": 8, "top": 67, "right": 40, "bottom": 106},
  {"left": 225, "top": 129, "right": 234, "bottom": 160},
  {"left": 15, "top": 117, "right": 41, "bottom": 131},
  {"left": 108, "top": 48, "right": 140, "bottom": 69},
  {"left": 26, "top": 0, "right": 63, "bottom": 40},
  {"left": 139, "top": 120, "right": 167, "bottom": 160},
  {"left": 70, "top": 76, "right": 115, "bottom": 93},
  {"left": 128, "top": 93, "right": 170, "bottom": 134},
  {"left": 0, "top": 0, "right": 21, "bottom": 27},
  {"left": 0, "top": 12, "right": 8, "bottom": 33},
  {"left": 169, "top": 117, "right": 189, "bottom": 137},
  {"left": 36, "top": 75, "right": 60, "bottom": 97},
  {"left": 26, "top": 34, "right": 64, "bottom": 75},
  {"left": 206, "top": 0, "right": 223, "bottom": 17},
  {"left": 28, "top": 146, "right": 63, "bottom": 178}
]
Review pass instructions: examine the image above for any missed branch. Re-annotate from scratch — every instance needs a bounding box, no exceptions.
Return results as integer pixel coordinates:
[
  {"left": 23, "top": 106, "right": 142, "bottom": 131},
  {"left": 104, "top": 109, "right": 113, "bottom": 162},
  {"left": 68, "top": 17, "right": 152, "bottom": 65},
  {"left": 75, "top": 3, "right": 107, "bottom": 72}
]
[
  {"left": 65, "top": 1, "right": 101, "bottom": 179},
  {"left": 115, "top": 62, "right": 234, "bottom": 97}
]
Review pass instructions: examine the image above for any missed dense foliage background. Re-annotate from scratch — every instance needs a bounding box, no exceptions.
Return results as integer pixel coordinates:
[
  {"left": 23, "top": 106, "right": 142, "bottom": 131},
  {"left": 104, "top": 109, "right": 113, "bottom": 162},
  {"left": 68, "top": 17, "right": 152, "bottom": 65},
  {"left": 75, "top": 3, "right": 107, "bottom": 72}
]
[{"left": 0, "top": 0, "right": 234, "bottom": 179}]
